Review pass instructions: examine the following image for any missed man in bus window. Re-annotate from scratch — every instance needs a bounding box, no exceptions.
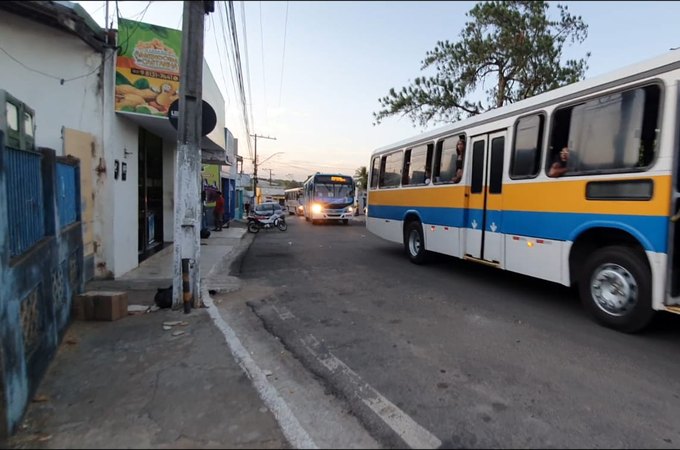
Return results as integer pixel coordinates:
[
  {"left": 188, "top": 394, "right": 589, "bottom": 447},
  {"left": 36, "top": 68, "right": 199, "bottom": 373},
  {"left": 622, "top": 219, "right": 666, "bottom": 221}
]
[
  {"left": 549, "top": 146, "right": 570, "bottom": 177},
  {"left": 453, "top": 137, "right": 466, "bottom": 183}
]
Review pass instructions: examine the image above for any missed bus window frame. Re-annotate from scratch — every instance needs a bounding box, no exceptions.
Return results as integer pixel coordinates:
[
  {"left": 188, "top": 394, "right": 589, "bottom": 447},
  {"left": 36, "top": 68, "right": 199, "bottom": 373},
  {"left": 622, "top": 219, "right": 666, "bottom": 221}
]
[
  {"left": 433, "top": 133, "right": 467, "bottom": 185},
  {"left": 402, "top": 141, "right": 433, "bottom": 187},
  {"left": 379, "top": 150, "right": 404, "bottom": 189},
  {"left": 370, "top": 155, "right": 381, "bottom": 190},
  {"left": 509, "top": 111, "right": 547, "bottom": 180},
  {"left": 544, "top": 80, "right": 664, "bottom": 178}
]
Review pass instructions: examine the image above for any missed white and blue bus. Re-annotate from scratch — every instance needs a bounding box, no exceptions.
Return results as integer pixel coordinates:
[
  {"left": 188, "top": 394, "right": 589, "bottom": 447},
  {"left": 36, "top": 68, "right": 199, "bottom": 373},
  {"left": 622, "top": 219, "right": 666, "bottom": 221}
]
[
  {"left": 367, "top": 50, "right": 680, "bottom": 333},
  {"left": 284, "top": 187, "right": 304, "bottom": 216},
  {"left": 303, "top": 173, "right": 355, "bottom": 225}
]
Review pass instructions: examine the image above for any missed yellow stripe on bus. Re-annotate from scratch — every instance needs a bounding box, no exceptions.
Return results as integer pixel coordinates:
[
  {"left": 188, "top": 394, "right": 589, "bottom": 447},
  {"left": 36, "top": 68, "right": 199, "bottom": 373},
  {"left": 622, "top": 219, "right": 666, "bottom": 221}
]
[{"left": 368, "top": 175, "right": 672, "bottom": 216}]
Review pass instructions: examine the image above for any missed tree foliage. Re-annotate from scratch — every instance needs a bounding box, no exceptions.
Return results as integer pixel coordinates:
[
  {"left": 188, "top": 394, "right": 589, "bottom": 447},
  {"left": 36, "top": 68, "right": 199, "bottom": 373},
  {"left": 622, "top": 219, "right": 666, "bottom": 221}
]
[
  {"left": 373, "top": 1, "right": 590, "bottom": 128},
  {"left": 354, "top": 166, "right": 368, "bottom": 189}
]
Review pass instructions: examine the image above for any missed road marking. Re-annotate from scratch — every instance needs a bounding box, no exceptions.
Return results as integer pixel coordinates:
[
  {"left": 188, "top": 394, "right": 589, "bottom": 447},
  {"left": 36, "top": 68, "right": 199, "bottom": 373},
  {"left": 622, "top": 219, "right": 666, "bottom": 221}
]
[
  {"left": 301, "top": 334, "right": 442, "bottom": 449},
  {"left": 203, "top": 292, "right": 317, "bottom": 449},
  {"left": 272, "top": 305, "right": 296, "bottom": 320}
]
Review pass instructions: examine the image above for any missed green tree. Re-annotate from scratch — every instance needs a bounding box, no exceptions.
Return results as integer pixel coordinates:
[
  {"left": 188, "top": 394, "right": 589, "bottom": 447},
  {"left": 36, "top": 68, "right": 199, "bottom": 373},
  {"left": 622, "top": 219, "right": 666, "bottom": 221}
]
[
  {"left": 373, "top": 1, "right": 590, "bottom": 128},
  {"left": 354, "top": 166, "right": 368, "bottom": 189},
  {"left": 282, "top": 179, "right": 303, "bottom": 189}
]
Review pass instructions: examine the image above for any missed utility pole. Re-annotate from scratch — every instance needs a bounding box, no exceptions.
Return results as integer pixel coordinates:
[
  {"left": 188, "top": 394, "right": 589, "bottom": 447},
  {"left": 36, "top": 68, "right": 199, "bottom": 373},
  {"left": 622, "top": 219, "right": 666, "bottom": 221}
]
[
  {"left": 173, "top": 1, "right": 214, "bottom": 312},
  {"left": 267, "top": 168, "right": 274, "bottom": 185},
  {"left": 250, "top": 133, "right": 276, "bottom": 204}
]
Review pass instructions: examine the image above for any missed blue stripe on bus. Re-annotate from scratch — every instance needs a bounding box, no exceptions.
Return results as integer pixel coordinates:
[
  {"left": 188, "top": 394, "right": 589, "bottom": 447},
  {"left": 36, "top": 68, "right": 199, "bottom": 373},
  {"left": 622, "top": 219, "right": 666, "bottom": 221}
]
[{"left": 368, "top": 205, "right": 668, "bottom": 253}]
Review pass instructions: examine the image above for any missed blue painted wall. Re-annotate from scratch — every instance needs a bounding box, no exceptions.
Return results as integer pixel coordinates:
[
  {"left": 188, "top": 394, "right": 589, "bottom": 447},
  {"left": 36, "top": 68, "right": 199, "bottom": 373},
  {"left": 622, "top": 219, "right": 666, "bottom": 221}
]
[{"left": 0, "top": 136, "right": 84, "bottom": 438}]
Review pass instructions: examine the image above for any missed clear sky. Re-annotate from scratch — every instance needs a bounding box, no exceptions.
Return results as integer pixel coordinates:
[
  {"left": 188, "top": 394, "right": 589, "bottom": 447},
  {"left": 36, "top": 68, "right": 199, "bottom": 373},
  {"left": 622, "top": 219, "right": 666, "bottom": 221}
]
[{"left": 76, "top": 1, "right": 680, "bottom": 182}]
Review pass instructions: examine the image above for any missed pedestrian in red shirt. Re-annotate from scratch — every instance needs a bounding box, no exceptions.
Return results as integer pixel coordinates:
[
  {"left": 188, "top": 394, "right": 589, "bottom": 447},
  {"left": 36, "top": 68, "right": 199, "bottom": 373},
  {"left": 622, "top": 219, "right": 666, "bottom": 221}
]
[{"left": 213, "top": 191, "right": 225, "bottom": 231}]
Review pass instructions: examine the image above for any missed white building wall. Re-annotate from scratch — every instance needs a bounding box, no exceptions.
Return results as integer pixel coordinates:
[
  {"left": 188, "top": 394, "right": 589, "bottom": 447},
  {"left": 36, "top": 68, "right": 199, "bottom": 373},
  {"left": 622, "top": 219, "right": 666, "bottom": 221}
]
[
  {"left": 109, "top": 119, "right": 139, "bottom": 277},
  {"left": 0, "top": 13, "right": 104, "bottom": 154},
  {"left": 1, "top": 11, "right": 227, "bottom": 279},
  {"left": 202, "top": 60, "right": 225, "bottom": 151}
]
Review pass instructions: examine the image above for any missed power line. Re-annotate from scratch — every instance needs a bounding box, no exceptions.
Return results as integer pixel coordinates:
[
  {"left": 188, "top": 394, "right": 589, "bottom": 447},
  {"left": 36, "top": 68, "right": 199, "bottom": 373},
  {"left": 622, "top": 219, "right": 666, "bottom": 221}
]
[
  {"left": 217, "top": 2, "right": 250, "bottom": 160},
  {"left": 0, "top": 44, "right": 115, "bottom": 85},
  {"left": 209, "top": 13, "right": 232, "bottom": 108},
  {"left": 116, "top": 1, "right": 153, "bottom": 55},
  {"left": 240, "top": 1, "right": 256, "bottom": 135},
  {"left": 226, "top": 1, "right": 254, "bottom": 159},
  {"left": 278, "top": 1, "right": 289, "bottom": 108},
  {"left": 259, "top": 1, "right": 268, "bottom": 129}
]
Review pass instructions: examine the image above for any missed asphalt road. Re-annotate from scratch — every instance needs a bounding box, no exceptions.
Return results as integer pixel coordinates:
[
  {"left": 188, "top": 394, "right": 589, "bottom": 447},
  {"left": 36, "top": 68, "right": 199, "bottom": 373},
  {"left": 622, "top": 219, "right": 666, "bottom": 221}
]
[{"left": 241, "top": 214, "right": 680, "bottom": 449}]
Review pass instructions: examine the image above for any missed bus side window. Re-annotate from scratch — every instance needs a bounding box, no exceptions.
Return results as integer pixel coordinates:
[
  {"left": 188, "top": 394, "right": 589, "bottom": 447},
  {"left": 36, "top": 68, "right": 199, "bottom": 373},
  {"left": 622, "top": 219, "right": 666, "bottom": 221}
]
[
  {"left": 511, "top": 114, "right": 544, "bottom": 179},
  {"left": 402, "top": 149, "right": 412, "bottom": 185},
  {"left": 370, "top": 156, "right": 380, "bottom": 189},
  {"left": 404, "top": 143, "right": 430, "bottom": 185},
  {"left": 548, "top": 83, "right": 661, "bottom": 176},
  {"left": 434, "top": 136, "right": 459, "bottom": 183},
  {"left": 380, "top": 151, "right": 402, "bottom": 188}
]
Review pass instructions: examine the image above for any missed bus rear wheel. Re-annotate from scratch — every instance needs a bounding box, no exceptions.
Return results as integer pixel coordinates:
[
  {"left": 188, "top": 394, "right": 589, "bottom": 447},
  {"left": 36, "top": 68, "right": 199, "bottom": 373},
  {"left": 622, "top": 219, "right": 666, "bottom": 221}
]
[
  {"left": 578, "top": 246, "right": 654, "bottom": 333},
  {"left": 404, "top": 220, "right": 428, "bottom": 265}
]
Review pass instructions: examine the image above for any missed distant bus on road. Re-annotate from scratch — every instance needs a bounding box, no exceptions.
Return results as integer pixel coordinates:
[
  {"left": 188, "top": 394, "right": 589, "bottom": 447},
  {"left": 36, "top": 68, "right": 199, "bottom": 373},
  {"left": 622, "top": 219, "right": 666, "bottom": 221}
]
[
  {"left": 284, "top": 187, "right": 304, "bottom": 215},
  {"left": 302, "top": 173, "right": 355, "bottom": 225}
]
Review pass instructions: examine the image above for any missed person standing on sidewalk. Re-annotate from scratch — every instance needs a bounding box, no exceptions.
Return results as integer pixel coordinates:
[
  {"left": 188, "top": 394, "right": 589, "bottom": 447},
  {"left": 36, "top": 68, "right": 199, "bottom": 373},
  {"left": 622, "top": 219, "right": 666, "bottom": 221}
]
[{"left": 213, "top": 191, "right": 225, "bottom": 231}]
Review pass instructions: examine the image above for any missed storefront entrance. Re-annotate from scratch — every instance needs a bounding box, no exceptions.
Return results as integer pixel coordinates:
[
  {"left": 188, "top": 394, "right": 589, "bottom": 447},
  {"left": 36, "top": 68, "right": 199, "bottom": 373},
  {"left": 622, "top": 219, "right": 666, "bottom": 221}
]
[{"left": 138, "top": 129, "right": 164, "bottom": 261}]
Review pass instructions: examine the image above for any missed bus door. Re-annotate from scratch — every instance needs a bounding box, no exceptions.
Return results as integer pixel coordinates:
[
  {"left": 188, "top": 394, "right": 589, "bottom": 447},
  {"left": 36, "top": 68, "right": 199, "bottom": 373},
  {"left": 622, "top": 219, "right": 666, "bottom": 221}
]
[{"left": 463, "top": 130, "right": 506, "bottom": 264}]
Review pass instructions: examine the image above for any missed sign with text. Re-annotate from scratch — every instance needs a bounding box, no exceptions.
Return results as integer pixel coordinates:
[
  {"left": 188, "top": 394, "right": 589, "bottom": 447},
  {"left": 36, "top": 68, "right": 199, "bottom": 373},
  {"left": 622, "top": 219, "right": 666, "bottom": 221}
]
[{"left": 114, "top": 19, "right": 181, "bottom": 117}]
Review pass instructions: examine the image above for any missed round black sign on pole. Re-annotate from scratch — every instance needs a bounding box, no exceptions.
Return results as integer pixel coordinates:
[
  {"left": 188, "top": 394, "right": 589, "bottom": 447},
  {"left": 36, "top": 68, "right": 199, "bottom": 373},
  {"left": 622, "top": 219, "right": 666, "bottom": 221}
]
[{"left": 168, "top": 99, "right": 218, "bottom": 137}]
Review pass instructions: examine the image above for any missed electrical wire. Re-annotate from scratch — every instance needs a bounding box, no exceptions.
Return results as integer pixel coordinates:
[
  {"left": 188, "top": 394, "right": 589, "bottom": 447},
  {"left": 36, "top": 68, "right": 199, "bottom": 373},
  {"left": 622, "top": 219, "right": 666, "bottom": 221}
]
[
  {"left": 278, "top": 1, "right": 289, "bottom": 108},
  {"left": 240, "top": 1, "right": 256, "bottom": 135},
  {"left": 225, "top": 1, "right": 255, "bottom": 159},
  {"left": 117, "top": 1, "right": 153, "bottom": 55},
  {"left": 259, "top": 1, "right": 268, "bottom": 128},
  {"left": 209, "top": 13, "right": 232, "bottom": 108},
  {"left": 0, "top": 44, "right": 115, "bottom": 85}
]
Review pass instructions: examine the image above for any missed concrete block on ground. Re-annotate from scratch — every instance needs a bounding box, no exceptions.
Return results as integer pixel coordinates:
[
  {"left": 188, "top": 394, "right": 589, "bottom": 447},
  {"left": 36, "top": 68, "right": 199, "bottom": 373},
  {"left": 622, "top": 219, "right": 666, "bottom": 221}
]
[{"left": 72, "top": 291, "right": 128, "bottom": 321}]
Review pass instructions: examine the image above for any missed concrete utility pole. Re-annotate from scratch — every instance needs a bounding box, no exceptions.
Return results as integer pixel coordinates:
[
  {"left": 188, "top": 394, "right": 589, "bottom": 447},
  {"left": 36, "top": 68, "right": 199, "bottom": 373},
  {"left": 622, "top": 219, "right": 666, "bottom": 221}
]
[
  {"left": 250, "top": 134, "right": 276, "bottom": 204},
  {"left": 172, "top": 1, "right": 214, "bottom": 312}
]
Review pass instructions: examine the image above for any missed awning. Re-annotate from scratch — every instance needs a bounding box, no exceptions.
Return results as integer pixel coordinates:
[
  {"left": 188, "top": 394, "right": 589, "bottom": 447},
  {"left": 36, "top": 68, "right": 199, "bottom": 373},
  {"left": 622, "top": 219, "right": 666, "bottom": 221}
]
[{"left": 116, "top": 111, "right": 230, "bottom": 165}]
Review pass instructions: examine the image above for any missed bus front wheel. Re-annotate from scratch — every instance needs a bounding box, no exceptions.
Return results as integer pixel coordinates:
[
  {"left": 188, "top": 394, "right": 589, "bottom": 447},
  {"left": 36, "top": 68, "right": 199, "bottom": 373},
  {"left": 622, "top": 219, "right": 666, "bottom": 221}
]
[
  {"left": 578, "top": 246, "right": 654, "bottom": 333},
  {"left": 404, "top": 221, "right": 427, "bottom": 265}
]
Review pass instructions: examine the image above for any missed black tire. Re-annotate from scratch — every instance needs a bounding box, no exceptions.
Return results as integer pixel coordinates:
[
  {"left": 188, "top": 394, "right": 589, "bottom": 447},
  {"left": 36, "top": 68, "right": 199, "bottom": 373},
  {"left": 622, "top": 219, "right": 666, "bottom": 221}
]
[
  {"left": 342, "top": 219, "right": 349, "bottom": 225},
  {"left": 305, "top": 215, "right": 310, "bottom": 222},
  {"left": 277, "top": 220, "right": 288, "bottom": 231},
  {"left": 403, "top": 220, "right": 428, "bottom": 265},
  {"left": 247, "top": 222, "right": 259, "bottom": 234},
  {"left": 578, "top": 246, "right": 655, "bottom": 333},
  {"left": 311, "top": 219, "right": 318, "bottom": 225}
]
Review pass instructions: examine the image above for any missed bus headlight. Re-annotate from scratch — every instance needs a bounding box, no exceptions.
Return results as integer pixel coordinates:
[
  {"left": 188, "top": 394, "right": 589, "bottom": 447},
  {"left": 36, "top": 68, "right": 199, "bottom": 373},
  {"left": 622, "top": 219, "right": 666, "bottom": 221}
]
[
  {"left": 347, "top": 206, "right": 353, "bottom": 213},
  {"left": 311, "top": 203, "right": 322, "bottom": 214}
]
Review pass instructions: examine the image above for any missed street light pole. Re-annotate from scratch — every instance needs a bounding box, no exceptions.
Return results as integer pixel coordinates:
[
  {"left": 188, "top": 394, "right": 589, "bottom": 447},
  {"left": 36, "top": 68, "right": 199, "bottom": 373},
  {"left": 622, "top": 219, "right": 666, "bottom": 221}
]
[{"left": 250, "top": 134, "right": 276, "bottom": 204}]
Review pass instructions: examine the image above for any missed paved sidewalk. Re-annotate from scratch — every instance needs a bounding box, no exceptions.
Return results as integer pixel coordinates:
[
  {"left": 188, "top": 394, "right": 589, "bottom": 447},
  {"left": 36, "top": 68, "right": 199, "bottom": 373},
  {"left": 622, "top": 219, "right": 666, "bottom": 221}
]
[{"left": 3, "top": 223, "right": 290, "bottom": 449}]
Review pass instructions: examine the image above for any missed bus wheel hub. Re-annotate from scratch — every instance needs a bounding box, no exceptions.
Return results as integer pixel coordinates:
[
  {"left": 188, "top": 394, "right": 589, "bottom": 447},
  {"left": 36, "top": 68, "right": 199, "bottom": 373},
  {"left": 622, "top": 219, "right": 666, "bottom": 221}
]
[{"left": 590, "top": 263, "right": 637, "bottom": 316}]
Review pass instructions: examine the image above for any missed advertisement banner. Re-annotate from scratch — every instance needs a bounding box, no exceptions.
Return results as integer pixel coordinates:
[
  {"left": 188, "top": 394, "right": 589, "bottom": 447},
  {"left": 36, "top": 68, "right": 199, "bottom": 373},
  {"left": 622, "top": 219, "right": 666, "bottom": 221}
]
[{"left": 115, "top": 18, "right": 181, "bottom": 116}]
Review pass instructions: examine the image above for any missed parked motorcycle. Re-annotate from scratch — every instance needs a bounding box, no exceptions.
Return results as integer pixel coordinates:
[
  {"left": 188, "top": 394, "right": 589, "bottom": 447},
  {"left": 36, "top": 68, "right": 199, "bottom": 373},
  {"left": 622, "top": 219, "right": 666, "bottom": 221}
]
[{"left": 247, "top": 211, "right": 287, "bottom": 233}]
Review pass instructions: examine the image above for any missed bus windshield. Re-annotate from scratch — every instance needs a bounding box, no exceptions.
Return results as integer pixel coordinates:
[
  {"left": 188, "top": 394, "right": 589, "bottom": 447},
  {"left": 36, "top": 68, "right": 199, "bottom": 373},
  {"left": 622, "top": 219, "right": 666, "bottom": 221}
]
[{"left": 315, "top": 182, "right": 353, "bottom": 199}]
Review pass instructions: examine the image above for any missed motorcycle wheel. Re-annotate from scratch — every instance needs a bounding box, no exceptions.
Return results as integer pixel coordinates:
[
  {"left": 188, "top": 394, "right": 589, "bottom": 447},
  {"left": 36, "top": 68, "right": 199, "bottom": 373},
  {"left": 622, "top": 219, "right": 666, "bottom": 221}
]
[
  {"left": 277, "top": 220, "right": 288, "bottom": 231},
  {"left": 247, "top": 222, "right": 260, "bottom": 233}
]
